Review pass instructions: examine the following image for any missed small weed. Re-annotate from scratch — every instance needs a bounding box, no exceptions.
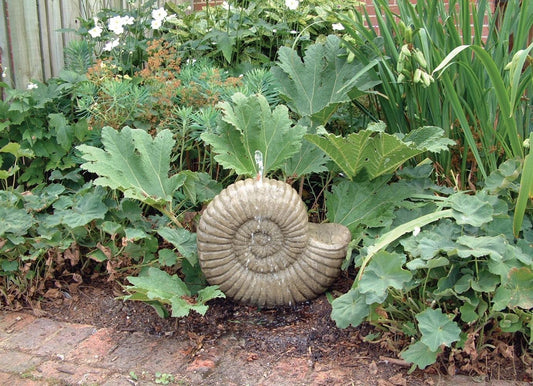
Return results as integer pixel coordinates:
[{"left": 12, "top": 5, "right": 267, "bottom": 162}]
[{"left": 155, "top": 372, "right": 175, "bottom": 384}]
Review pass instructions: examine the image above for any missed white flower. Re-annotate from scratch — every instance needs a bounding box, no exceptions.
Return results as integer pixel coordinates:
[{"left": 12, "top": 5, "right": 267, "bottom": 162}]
[
  {"left": 332, "top": 23, "right": 345, "bottom": 31},
  {"left": 121, "top": 15, "right": 134, "bottom": 25},
  {"left": 285, "top": 0, "right": 299, "bottom": 10},
  {"left": 290, "top": 30, "right": 298, "bottom": 34},
  {"left": 27, "top": 82, "right": 38, "bottom": 90},
  {"left": 413, "top": 227, "right": 421, "bottom": 237},
  {"left": 88, "top": 25, "right": 103, "bottom": 38},
  {"left": 221, "top": 1, "right": 231, "bottom": 10},
  {"left": 152, "top": 7, "right": 167, "bottom": 21},
  {"left": 103, "top": 39, "right": 120, "bottom": 51},
  {"left": 151, "top": 18, "right": 162, "bottom": 30},
  {"left": 108, "top": 16, "right": 125, "bottom": 34}
]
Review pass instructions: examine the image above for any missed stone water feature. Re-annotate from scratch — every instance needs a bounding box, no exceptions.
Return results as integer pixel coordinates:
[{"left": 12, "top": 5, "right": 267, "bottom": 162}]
[{"left": 197, "top": 170, "right": 352, "bottom": 307}]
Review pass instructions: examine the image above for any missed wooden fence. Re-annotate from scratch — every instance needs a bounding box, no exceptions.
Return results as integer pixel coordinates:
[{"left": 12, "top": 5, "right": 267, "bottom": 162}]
[{"left": 0, "top": 0, "right": 189, "bottom": 90}]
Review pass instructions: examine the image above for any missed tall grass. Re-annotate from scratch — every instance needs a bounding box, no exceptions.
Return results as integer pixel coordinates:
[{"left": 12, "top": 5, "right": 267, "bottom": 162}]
[{"left": 338, "top": 0, "right": 532, "bottom": 188}]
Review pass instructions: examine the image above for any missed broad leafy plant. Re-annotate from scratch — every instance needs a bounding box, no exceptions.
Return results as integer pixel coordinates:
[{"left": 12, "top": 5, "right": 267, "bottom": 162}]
[
  {"left": 0, "top": 76, "right": 93, "bottom": 187},
  {"left": 328, "top": 162, "right": 533, "bottom": 371},
  {"left": 306, "top": 121, "right": 454, "bottom": 180},
  {"left": 201, "top": 92, "right": 307, "bottom": 177},
  {"left": 122, "top": 267, "right": 225, "bottom": 318},
  {"left": 165, "top": 0, "right": 358, "bottom": 70},
  {"left": 77, "top": 126, "right": 223, "bottom": 315},
  {"left": 336, "top": 0, "right": 532, "bottom": 187},
  {"left": 271, "top": 34, "right": 380, "bottom": 127}
]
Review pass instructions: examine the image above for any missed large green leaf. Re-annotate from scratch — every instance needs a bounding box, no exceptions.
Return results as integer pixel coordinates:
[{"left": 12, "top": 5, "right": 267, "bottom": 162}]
[
  {"left": 416, "top": 308, "right": 461, "bottom": 351},
  {"left": 201, "top": 93, "right": 306, "bottom": 177},
  {"left": 358, "top": 251, "right": 413, "bottom": 304},
  {"left": 306, "top": 126, "right": 451, "bottom": 180},
  {"left": 78, "top": 126, "right": 186, "bottom": 207},
  {"left": 492, "top": 267, "right": 533, "bottom": 311},
  {"left": 157, "top": 227, "right": 198, "bottom": 266},
  {"left": 326, "top": 178, "right": 413, "bottom": 233},
  {"left": 272, "top": 35, "right": 379, "bottom": 125},
  {"left": 330, "top": 288, "right": 370, "bottom": 328},
  {"left": 400, "top": 341, "right": 439, "bottom": 370},
  {"left": 125, "top": 267, "right": 190, "bottom": 300},
  {"left": 401, "top": 220, "right": 460, "bottom": 261},
  {"left": 0, "top": 206, "right": 35, "bottom": 242},
  {"left": 448, "top": 193, "right": 494, "bottom": 227},
  {"left": 45, "top": 188, "right": 108, "bottom": 229},
  {"left": 48, "top": 113, "right": 73, "bottom": 151},
  {"left": 282, "top": 141, "right": 329, "bottom": 178},
  {"left": 123, "top": 267, "right": 225, "bottom": 318}
]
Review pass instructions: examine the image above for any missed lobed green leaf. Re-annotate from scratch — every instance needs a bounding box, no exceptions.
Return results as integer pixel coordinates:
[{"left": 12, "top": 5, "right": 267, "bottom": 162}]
[
  {"left": 201, "top": 93, "right": 306, "bottom": 177},
  {"left": 78, "top": 126, "right": 185, "bottom": 207},
  {"left": 416, "top": 308, "right": 461, "bottom": 351}
]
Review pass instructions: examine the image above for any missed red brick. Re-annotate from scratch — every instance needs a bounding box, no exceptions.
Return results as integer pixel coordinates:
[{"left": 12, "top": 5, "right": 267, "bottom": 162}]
[
  {"left": 33, "top": 322, "right": 95, "bottom": 357},
  {"left": 0, "top": 318, "right": 59, "bottom": 351},
  {"left": 99, "top": 331, "right": 160, "bottom": 371},
  {"left": 66, "top": 327, "right": 119, "bottom": 364},
  {"left": 0, "top": 349, "right": 43, "bottom": 373},
  {"left": 0, "top": 312, "right": 36, "bottom": 342},
  {"left": 31, "top": 360, "right": 111, "bottom": 385}
]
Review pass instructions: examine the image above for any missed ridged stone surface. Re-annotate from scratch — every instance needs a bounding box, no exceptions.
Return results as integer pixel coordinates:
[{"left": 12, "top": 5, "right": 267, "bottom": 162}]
[{"left": 197, "top": 178, "right": 352, "bottom": 307}]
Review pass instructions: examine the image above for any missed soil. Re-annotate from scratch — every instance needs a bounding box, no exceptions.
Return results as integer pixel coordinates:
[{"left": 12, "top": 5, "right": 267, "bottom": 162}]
[{"left": 34, "top": 271, "right": 532, "bottom": 386}]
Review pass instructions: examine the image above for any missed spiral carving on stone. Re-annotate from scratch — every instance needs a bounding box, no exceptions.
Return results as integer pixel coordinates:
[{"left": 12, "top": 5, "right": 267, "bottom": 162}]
[{"left": 197, "top": 178, "right": 352, "bottom": 307}]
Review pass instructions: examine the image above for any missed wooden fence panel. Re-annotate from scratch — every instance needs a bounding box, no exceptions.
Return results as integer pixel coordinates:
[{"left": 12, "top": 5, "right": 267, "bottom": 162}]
[
  {"left": 0, "top": 0, "right": 189, "bottom": 90},
  {"left": 3, "top": 0, "right": 45, "bottom": 89}
]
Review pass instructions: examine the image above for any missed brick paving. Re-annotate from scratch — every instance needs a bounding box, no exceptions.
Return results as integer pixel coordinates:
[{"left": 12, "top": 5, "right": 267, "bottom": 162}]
[{"left": 0, "top": 311, "right": 529, "bottom": 386}]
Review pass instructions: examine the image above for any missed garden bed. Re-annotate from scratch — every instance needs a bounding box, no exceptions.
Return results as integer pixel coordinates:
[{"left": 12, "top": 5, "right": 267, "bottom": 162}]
[{"left": 38, "top": 275, "right": 531, "bottom": 384}]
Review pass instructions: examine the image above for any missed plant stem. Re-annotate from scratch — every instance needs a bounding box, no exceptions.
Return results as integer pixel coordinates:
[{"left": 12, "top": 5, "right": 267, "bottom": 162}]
[{"left": 355, "top": 208, "right": 455, "bottom": 283}]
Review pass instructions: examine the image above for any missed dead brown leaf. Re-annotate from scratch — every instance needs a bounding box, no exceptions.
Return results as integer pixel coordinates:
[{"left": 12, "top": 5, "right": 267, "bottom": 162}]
[
  {"left": 388, "top": 372, "right": 407, "bottom": 385},
  {"left": 463, "top": 332, "right": 478, "bottom": 361}
]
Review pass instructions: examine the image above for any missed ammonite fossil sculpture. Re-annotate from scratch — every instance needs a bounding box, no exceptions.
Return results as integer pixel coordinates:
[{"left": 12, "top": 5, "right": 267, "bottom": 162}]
[{"left": 197, "top": 178, "right": 352, "bottom": 307}]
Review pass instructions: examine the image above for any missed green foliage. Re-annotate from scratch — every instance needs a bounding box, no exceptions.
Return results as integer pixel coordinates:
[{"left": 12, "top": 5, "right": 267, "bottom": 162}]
[
  {"left": 416, "top": 308, "right": 461, "bottom": 351},
  {"left": 514, "top": 133, "right": 533, "bottom": 237},
  {"left": 122, "top": 267, "right": 225, "bottom": 318},
  {"left": 0, "top": 78, "right": 93, "bottom": 187},
  {"left": 74, "top": 0, "right": 165, "bottom": 75},
  {"left": 306, "top": 124, "right": 453, "bottom": 180},
  {"left": 358, "top": 251, "right": 412, "bottom": 303},
  {"left": 0, "top": 143, "right": 34, "bottom": 188},
  {"left": 400, "top": 342, "right": 439, "bottom": 370},
  {"left": 329, "top": 162, "right": 533, "bottom": 370},
  {"left": 330, "top": 288, "right": 370, "bottom": 329},
  {"left": 325, "top": 176, "right": 414, "bottom": 233},
  {"left": 76, "top": 77, "right": 152, "bottom": 130},
  {"left": 271, "top": 35, "right": 380, "bottom": 126},
  {"left": 78, "top": 126, "right": 188, "bottom": 227},
  {"left": 165, "top": 0, "right": 358, "bottom": 69},
  {"left": 201, "top": 93, "right": 306, "bottom": 177},
  {"left": 338, "top": 0, "right": 533, "bottom": 186},
  {"left": 1, "top": 0, "right": 531, "bottom": 368}
]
